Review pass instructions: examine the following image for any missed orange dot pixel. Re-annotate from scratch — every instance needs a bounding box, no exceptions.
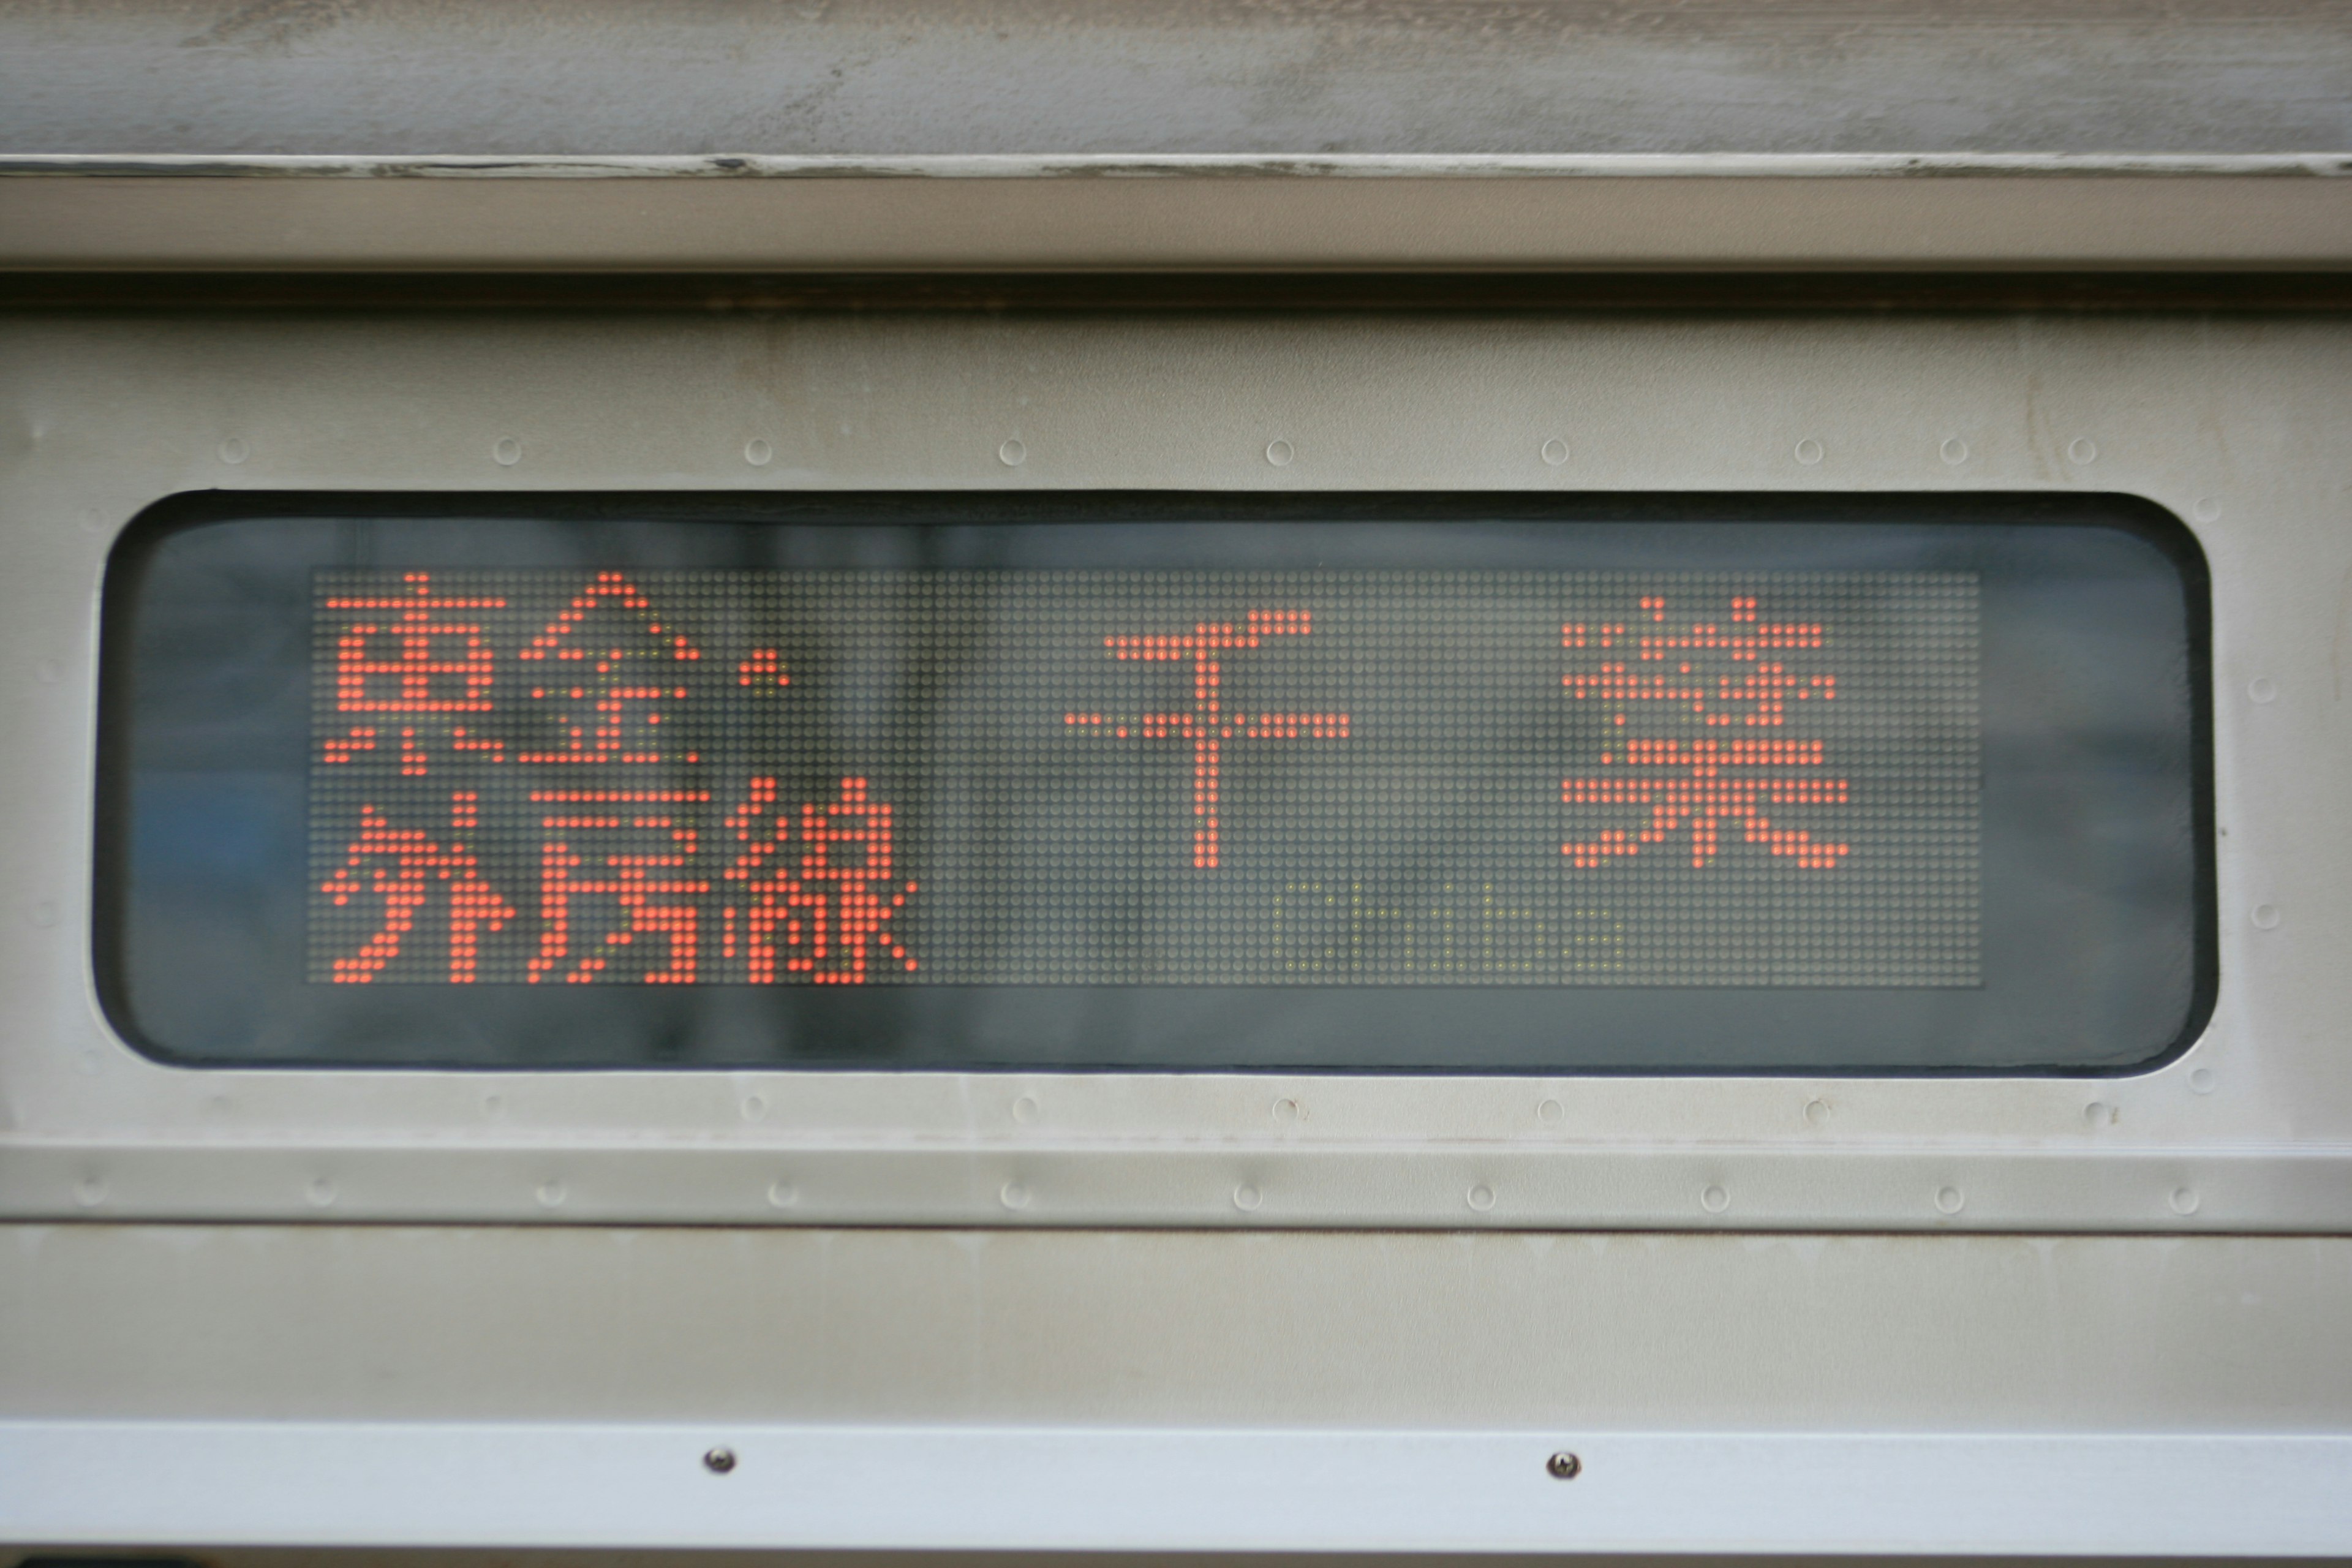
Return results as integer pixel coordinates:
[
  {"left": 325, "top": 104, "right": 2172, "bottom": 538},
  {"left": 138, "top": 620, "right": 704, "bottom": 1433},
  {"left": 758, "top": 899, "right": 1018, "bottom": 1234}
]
[
  {"left": 1071, "top": 608, "right": 1349, "bottom": 868},
  {"left": 1562, "top": 594, "right": 1851, "bottom": 872}
]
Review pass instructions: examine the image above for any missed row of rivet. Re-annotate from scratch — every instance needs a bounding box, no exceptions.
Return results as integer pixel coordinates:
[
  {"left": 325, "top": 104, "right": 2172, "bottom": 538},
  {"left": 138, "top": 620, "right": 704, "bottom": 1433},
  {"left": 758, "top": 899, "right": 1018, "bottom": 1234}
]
[
  {"left": 200, "top": 432, "right": 2211, "bottom": 495},
  {"left": 55, "top": 1170, "right": 2206, "bottom": 1218}
]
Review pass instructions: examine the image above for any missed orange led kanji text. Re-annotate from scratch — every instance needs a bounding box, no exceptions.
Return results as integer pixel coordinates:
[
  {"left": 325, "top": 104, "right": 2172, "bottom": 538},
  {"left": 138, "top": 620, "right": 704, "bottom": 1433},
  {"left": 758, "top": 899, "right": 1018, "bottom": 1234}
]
[
  {"left": 718, "top": 777, "right": 918, "bottom": 984},
  {"left": 1068, "top": 608, "right": 1349, "bottom": 869},
  {"left": 1562, "top": 595, "right": 1851, "bottom": 871},
  {"left": 524, "top": 788, "right": 712, "bottom": 984},
  {"left": 326, "top": 573, "right": 504, "bottom": 715},
  {"left": 320, "top": 791, "right": 518, "bottom": 982}
]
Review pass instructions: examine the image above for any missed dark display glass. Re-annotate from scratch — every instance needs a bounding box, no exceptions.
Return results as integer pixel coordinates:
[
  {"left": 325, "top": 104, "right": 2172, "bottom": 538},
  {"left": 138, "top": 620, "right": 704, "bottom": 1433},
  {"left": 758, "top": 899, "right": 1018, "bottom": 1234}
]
[{"left": 97, "top": 493, "right": 2212, "bottom": 1073}]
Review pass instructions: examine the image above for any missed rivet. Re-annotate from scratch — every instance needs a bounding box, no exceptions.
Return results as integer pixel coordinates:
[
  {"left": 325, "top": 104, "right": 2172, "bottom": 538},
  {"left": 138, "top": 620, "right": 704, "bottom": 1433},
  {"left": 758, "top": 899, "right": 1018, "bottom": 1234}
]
[
  {"left": 1939, "top": 438, "right": 1968, "bottom": 465},
  {"left": 1537, "top": 1098, "right": 1565, "bottom": 1124},
  {"left": 1234, "top": 1184, "right": 1262, "bottom": 1212},
  {"left": 2252, "top": 903, "right": 2281, "bottom": 930},
  {"left": 536, "top": 1180, "right": 567, "bottom": 1208},
  {"left": 1468, "top": 1183, "right": 1497, "bottom": 1212},
  {"left": 704, "top": 1447, "right": 737, "bottom": 1474},
  {"left": 1540, "top": 438, "right": 1570, "bottom": 466},
  {"left": 35, "top": 657, "right": 61, "bottom": 684},
  {"left": 766, "top": 1180, "right": 798, "bottom": 1208},
  {"left": 2248, "top": 678, "right": 2277, "bottom": 704},
  {"left": 2193, "top": 497, "right": 2222, "bottom": 523},
  {"left": 218, "top": 437, "right": 249, "bottom": 466},
  {"left": 744, "top": 439, "right": 774, "bottom": 467},
  {"left": 28, "top": 901, "right": 56, "bottom": 929},
  {"left": 2169, "top": 1186, "right": 2201, "bottom": 1216},
  {"left": 492, "top": 437, "right": 522, "bottom": 467},
  {"left": 307, "top": 1178, "right": 337, "bottom": 1208},
  {"left": 1012, "top": 1094, "right": 1039, "bottom": 1124},
  {"left": 1265, "top": 439, "right": 1295, "bottom": 467},
  {"left": 2067, "top": 437, "right": 2097, "bottom": 465},
  {"left": 1272, "top": 1096, "right": 1302, "bottom": 1125},
  {"left": 481, "top": 1092, "right": 503, "bottom": 1116},
  {"left": 73, "top": 1177, "right": 105, "bottom": 1208},
  {"left": 998, "top": 439, "right": 1026, "bottom": 467},
  {"left": 1546, "top": 1451, "right": 1582, "bottom": 1480},
  {"left": 1000, "top": 1181, "right": 1030, "bottom": 1210},
  {"left": 2188, "top": 1068, "right": 2216, "bottom": 1095},
  {"left": 1700, "top": 1185, "right": 1730, "bottom": 1214},
  {"left": 1793, "top": 439, "right": 1824, "bottom": 466},
  {"left": 1935, "top": 1186, "right": 1964, "bottom": 1215},
  {"left": 1803, "top": 1097, "right": 1831, "bottom": 1127},
  {"left": 2085, "top": 1100, "right": 2115, "bottom": 1126},
  {"left": 740, "top": 1095, "right": 766, "bottom": 1121}
]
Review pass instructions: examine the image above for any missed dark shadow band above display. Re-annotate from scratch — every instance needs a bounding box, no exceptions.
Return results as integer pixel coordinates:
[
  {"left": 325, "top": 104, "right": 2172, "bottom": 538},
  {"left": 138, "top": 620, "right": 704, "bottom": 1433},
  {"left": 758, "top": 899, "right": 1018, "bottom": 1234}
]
[{"left": 95, "top": 491, "right": 2213, "bottom": 1074}]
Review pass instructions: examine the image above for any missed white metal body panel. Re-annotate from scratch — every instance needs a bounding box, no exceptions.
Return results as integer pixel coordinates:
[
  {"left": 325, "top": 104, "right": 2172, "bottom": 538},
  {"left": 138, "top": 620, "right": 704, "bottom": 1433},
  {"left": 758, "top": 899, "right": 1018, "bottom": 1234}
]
[
  {"left": 5, "top": 4, "right": 2350, "bottom": 1560},
  {"left": 3, "top": 306, "right": 2350, "bottom": 1556},
  {"left": 3, "top": 1225, "right": 2350, "bottom": 1555},
  {"left": 10, "top": 1226, "right": 2349, "bottom": 1430},
  {"left": 9, "top": 1424, "right": 2351, "bottom": 1556}
]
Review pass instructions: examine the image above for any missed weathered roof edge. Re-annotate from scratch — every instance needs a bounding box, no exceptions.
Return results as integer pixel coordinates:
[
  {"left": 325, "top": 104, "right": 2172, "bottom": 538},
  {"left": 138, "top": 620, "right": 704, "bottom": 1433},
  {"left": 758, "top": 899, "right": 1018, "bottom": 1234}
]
[{"left": 6, "top": 153, "right": 2351, "bottom": 180}]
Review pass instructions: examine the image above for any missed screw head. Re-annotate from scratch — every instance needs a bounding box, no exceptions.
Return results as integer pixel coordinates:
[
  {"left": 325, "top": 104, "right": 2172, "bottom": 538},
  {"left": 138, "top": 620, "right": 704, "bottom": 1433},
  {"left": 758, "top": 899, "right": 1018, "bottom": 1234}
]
[
  {"left": 1546, "top": 1450, "right": 1582, "bottom": 1479},
  {"left": 704, "top": 1446, "right": 737, "bottom": 1474}
]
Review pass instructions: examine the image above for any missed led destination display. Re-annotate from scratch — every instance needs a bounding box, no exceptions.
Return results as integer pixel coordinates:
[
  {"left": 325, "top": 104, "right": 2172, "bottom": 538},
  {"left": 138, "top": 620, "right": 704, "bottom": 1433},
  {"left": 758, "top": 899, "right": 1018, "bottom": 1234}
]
[
  {"left": 309, "top": 570, "right": 1981, "bottom": 990},
  {"left": 104, "top": 498, "right": 2207, "bottom": 1071}
]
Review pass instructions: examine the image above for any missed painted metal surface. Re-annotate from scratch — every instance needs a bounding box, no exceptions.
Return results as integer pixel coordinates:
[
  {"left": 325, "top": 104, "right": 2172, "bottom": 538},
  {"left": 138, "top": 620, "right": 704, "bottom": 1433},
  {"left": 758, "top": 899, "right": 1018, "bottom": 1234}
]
[
  {"left": 0, "top": 309, "right": 2344, "bottom": 1233},
  {"left": 2, "top": 1226, "right": 2348, "bottom": 1553},
  {"left": 7, "top": 1423, "right": 2350, "bottom": 1555},
  {"left": 2, "top": 1, "right": 2348, "bottom": 159},
  {"left": 5, "top": 163, "right": 2350, "bottom": 271},
  {"left": 7, "top": 6, "right": 2348, "bottom": 276},
  {"left": 10, "top": 1227, "right": 2348, "bottom": 1429},
  {"left": 11, "top": 153, "right": 2352, "bottom": 177}
]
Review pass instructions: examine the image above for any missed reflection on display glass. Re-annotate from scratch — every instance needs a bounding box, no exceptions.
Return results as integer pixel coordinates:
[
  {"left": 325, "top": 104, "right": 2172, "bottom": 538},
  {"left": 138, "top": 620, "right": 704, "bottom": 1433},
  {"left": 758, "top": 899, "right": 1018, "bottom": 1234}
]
[{"left": 102, "top": 495, "right": 2209, "bottom": 1072}]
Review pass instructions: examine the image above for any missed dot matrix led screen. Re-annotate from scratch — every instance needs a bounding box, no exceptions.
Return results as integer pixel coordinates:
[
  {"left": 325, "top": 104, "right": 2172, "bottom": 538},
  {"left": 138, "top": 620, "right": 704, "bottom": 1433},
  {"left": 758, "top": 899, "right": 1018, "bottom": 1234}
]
[{"left": 101, "top": 495, "right": 2211, "bottom": 1072}]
